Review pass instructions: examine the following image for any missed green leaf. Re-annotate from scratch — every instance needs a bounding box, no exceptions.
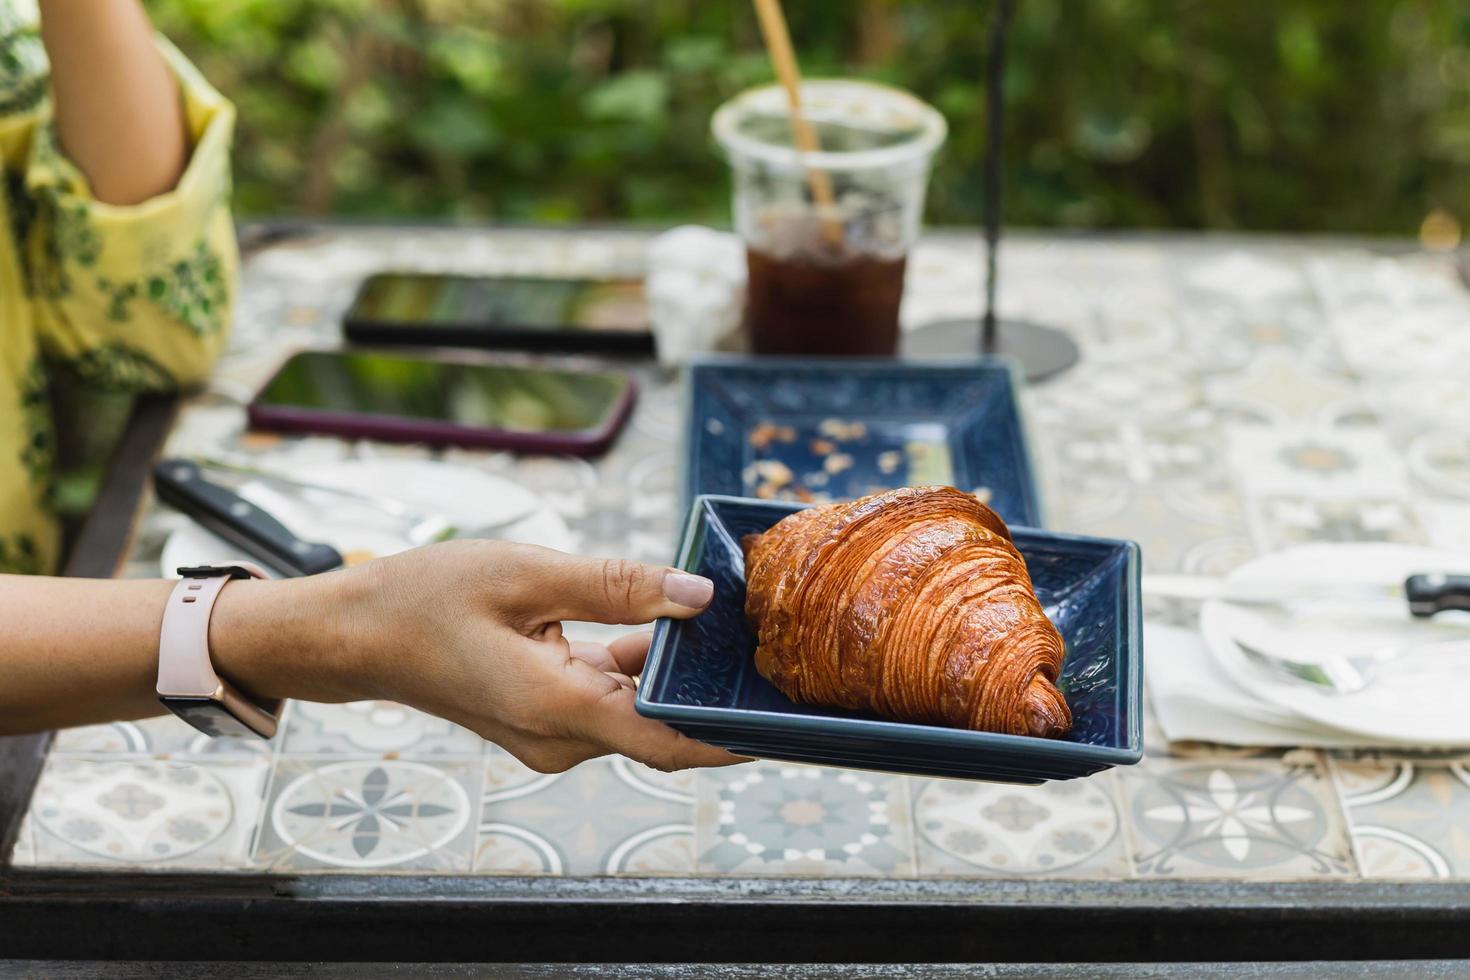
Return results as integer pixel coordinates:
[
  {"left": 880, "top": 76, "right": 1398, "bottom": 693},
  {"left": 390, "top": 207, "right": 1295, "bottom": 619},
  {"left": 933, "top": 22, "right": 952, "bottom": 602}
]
[
  {"left": 406, "top": 98, "right": 499, "bottom": 156},
  {"left": 283, "top": 37, "right": 344, "bottom": 90},
  {"left": 583, "top": 70, "right": 669, "bottom": 123}
]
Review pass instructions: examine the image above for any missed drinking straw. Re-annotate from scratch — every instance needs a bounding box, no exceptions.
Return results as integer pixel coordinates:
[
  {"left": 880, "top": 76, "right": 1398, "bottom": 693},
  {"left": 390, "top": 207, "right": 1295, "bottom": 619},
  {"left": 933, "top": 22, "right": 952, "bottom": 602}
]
[{"left": 751, "top": 0, "right": 845, "bottom": 247}]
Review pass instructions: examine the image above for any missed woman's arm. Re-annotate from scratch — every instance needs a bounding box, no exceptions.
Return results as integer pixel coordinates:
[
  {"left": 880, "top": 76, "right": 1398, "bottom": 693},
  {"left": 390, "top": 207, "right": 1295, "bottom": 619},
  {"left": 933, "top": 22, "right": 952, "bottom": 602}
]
[
  {"left": 1, "top": 542, "right": 735, "bottom": 774},
  {"left": 38, "top": 0, "right": 187, "bottom": 205},
  {"left": 1, "top": 573, "right": 351, "bottom": 732},
  {"left": 26, "top": 1, "right": 238, "bottom": 391}
]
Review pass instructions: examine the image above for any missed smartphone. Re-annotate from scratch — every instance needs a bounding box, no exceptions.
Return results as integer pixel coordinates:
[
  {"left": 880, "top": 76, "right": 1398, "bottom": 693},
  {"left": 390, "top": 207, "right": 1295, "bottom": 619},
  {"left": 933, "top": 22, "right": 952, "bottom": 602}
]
[
  {"left": 343, "top": 272, "right": 654, "bottom": 355},
  {"left": 247, "top": 349, "right": 637, "bottom": 455}
]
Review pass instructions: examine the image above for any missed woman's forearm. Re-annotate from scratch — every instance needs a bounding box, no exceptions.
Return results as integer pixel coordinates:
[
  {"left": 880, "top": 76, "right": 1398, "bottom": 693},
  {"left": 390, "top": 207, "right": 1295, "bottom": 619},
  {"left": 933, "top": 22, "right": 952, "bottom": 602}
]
[
  {"left": 0, "top": 572, "right": 355, "bottom": 735},
  {"left": 38, "top": 0, "right": 187, "bottom": 205},
  {"left": 0, "top": 544, "right": 735, "bottom": 773}
]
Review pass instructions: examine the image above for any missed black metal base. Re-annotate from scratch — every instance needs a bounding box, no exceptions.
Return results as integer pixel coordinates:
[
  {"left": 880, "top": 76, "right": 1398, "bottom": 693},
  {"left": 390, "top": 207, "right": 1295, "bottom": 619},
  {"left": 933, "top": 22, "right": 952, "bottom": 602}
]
[
  {"left": 903, "top": 318, "right": 1081, "bottom": 382},
  {"left": 6, "top": 871, "right": 1470, "bottom": 963}
]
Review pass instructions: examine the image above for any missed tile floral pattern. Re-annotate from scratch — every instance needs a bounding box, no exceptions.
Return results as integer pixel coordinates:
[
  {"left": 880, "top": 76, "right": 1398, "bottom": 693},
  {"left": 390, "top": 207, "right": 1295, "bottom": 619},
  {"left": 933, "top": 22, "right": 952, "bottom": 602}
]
[
  {"left": 50, "top": 713, "right": 270, "bottom": 758},
  {"left": 14, "top": 228, "right": 1470, "bottom": 885},
  {"left": 1226, "top": 426, "right": 1409, "bottom": 500},
  {"left": 1247, "top": 494, "right": 1425, "bottom": 550},
  {"left": 1407, "top": 431, "right": 1470, "bottom": 500},
  {"left": 1203, "top": 350, "right": 1361, "bottom": 428},
  {"left": 279, "top": 700, "right": 485, "bottom": 758},
  {"left": 1059, "top": 484, "right": 1249, "bottom": 574},
  {"left": 1333, "top": 761, "right": 1470, "bottom": 880},
  {"left": 476, "top": 752, "right": 695, "bottom": 875},
  {"left": 696, "top": 763, "right": 914, "bottom": 876},
  {"left": 23, "top": 757, "right": 269, "bottom": 869},
  {"left": 253, "top": 758, "right": 478, "bottom": 871},
  {"left": 1054, "top": 414, "right": 1223, "bottom": 490},
  {"left": 912, "top": 772, "right": 1128, "bottom": 877},
  {"left": 1122, "top": 757, "right": 1355, "bottom": 878}
]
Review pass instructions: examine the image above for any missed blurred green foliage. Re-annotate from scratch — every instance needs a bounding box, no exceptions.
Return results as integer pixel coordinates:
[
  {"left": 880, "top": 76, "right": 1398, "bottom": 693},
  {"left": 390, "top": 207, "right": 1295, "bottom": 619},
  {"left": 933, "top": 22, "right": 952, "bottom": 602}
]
[{"left": 150, "top": 0, "right": 1470, "bottom": 234}]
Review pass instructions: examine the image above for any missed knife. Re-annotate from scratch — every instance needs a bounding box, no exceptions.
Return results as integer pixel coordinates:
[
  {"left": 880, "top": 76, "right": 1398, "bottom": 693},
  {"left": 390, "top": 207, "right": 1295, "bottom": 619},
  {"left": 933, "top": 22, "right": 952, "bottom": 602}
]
[
  {"left": 1145, "top": 573, "right": 1470, "bottom": 618},
  {"left": 153, "top": 458, "right": 344, "bottom": 577}
]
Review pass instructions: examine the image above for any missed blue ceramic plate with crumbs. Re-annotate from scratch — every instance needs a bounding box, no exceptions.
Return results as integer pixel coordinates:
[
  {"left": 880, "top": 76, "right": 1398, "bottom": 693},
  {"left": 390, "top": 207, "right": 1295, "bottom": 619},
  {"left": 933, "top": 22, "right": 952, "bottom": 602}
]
[
  {"left": 683, "top": 357, "right": 1044, "bottom": 528},
  {"left": 636, "top": 496, "right": 1144, "bottom": 783}
]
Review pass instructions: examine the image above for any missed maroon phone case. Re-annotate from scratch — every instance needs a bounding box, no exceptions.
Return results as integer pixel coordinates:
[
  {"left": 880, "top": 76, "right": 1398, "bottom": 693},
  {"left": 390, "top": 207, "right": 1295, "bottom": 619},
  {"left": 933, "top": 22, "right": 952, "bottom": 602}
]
[{"left": 246, "top": 360, "right": 638, "bottom": 457}]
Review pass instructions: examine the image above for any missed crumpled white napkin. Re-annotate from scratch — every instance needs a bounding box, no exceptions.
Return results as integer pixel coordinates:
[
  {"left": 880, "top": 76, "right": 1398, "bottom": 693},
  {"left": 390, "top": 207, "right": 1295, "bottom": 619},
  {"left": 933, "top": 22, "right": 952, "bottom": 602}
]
[
  {"left": 645, "top": 225, "right": 746, "bottom": 366},
  {"left": 1144, "top": 621, "right": 1402, "bottom": 749}
]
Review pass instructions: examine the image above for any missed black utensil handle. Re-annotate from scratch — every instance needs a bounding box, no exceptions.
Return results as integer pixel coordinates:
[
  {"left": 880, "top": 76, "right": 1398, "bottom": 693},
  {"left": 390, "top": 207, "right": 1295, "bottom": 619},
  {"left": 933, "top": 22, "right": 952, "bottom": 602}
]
[
  {"left": 1406, "top": 573, "right": 1470, "bottom": 618},
  {"left": 152, "top": 458, "right": 343, "bottom": 577}
]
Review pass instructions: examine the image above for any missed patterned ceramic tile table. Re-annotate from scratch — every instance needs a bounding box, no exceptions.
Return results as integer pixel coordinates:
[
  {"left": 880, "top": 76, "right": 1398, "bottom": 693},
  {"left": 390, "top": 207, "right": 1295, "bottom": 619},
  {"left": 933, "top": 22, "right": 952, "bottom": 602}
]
[{"left": 13, "top": 226, "right": 1470, "bottom": 884}]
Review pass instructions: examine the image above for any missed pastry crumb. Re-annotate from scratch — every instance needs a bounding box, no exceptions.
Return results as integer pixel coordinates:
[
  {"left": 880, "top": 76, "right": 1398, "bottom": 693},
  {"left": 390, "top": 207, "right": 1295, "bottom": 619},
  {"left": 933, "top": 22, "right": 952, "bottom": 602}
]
[
  {"left": 817, "top": 418, "right": 867, "bottom": 441},
  {"left": 752, "top": 459, "right": 794, "bottom": 486},
  {"left": 823, "top": 453, "right": 855, "bottom": 475},
  {"left": 748, "top": 422, "right": 782, "bottom": 450}
]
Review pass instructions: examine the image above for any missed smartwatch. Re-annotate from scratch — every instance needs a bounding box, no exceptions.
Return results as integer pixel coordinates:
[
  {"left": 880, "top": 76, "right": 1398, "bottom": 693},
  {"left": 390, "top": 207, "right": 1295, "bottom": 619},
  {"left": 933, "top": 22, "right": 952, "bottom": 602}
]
[{"left": 156, "top": 563, "right": 281, "bottom": 739}]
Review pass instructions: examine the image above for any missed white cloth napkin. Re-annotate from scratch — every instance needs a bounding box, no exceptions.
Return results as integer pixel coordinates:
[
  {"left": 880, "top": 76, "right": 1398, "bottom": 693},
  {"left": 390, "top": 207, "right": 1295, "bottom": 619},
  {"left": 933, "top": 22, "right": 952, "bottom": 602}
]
[
  {"left": 1146, "top": 544, "right": 1470, "bottom": 750},
  {"left": 1144, "top": 621, "right": 1403, "bottom": 748},
  {"left": 645, "top": 225, "right": 746, "bottom": 366}
]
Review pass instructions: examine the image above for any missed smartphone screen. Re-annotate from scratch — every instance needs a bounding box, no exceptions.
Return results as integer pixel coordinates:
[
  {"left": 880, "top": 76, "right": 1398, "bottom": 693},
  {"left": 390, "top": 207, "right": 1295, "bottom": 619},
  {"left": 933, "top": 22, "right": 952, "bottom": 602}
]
[
  {"left": 255, "top": 350, "right": 630, "bottom": 434},
  {"left": 348, "top": 273, "right": 647, "bottom": 333}
]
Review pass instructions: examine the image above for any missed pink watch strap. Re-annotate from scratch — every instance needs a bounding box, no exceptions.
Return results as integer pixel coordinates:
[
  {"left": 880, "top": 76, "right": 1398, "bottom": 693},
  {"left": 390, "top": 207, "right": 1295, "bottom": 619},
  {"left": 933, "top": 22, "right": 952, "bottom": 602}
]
[{"left": 157, "top": 563, "right": 280, "bottom": 738}]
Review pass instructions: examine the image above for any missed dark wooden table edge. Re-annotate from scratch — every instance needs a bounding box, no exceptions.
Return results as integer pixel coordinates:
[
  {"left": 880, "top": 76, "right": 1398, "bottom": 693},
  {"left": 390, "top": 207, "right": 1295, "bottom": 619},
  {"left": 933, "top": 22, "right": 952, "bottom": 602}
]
[
  {"left": 0, "top": 394, "right": 177, "bottom": 866},
  {"left": 2, "top": 870, "right": 1470, "bottom": 962},
  {"left": 3, "top": 962, "right": 1470, "bottom": 980}
]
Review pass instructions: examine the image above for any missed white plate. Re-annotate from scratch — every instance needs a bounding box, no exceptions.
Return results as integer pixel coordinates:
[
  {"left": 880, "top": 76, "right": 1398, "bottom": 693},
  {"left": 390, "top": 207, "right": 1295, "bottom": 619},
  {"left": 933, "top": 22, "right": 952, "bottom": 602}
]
[
  {"left": 161, "top": 459, "right": 574, "bottom": 578},
  {"left": 1201, "top": 543, "right": 1470, "bottom": 745}
]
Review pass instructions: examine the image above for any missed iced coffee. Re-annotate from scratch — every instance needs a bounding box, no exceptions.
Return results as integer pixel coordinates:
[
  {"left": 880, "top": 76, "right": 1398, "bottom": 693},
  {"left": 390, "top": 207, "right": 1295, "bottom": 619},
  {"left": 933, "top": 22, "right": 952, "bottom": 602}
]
[{"left": 713, "top": 80, "right": 947, "bottom": 356}]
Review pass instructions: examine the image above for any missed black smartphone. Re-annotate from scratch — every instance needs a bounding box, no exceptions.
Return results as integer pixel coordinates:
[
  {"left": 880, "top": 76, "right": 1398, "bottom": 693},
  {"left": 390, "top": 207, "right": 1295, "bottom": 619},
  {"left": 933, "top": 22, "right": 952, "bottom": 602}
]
[
  {"left": 343, "top": 272, "right": 654, "bottom": 355},
  {"left": 247, "top": 349, "right": 636, "bottom": 456}
]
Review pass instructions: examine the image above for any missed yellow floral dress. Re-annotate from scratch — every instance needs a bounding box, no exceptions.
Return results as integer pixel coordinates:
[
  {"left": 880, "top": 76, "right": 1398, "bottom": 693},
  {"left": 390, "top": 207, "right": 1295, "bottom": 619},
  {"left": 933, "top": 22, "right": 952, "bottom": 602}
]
[{"left": 0, "top": 4, "right": 237, "bottom": 573}]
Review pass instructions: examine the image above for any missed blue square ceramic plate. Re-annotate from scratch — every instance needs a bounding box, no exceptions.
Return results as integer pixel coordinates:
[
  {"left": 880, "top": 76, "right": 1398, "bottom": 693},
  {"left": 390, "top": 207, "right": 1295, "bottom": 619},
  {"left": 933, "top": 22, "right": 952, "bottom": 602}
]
[
  {"left": 636, "top": 496, "right": 1144, "bottom": 783},
  {"left": 683, "top": 357, "right": 1044, "bottom": 528}
]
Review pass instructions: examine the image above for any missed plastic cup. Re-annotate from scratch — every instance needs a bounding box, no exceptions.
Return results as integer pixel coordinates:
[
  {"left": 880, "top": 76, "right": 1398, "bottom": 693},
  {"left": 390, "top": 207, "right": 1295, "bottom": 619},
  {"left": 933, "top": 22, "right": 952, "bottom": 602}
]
[{"left": 712, "top": 79, "right": 947, "bottom": 356}]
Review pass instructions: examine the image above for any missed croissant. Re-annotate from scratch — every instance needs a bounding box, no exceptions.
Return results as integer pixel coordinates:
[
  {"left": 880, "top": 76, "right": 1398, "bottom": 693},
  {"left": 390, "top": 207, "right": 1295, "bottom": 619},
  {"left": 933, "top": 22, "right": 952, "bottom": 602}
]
[{"left": 741, "top": 485, "right": 1071, "bottom": 738}]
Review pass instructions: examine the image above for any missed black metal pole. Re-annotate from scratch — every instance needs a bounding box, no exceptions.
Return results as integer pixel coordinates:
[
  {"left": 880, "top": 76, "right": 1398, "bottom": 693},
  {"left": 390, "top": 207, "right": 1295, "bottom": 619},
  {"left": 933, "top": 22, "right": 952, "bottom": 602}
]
[
  {"left": 902, "top": 0, "right": 1078, "bottom": 380},
  {"left": 982, "top": 0, "right": 1015, "bottom": 352}
]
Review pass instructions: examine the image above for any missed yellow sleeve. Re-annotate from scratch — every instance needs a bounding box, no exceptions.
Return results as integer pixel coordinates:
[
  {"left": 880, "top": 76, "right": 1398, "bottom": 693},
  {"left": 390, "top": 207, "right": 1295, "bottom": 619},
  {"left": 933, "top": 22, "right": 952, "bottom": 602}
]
[{"left": 22, "top": 38, "right": 237, "bottom": 393}]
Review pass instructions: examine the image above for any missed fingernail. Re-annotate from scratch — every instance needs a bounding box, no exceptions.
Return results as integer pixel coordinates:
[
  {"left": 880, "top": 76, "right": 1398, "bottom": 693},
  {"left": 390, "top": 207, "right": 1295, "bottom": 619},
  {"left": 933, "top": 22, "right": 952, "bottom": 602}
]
[{"left": 663, "top": 571, "right": 714, "bottom": 608}]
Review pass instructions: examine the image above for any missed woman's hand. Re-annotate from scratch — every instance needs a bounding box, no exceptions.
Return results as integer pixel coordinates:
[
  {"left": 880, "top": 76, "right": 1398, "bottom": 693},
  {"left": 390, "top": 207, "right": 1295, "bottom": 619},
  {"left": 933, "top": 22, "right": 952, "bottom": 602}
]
[{"left": 211, "top": 540, "right": 741, "bottom": 774}]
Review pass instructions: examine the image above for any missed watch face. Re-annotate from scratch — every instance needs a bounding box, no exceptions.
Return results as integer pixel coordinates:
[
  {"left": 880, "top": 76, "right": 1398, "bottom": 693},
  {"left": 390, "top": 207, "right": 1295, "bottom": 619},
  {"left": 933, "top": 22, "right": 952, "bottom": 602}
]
[{"left": 159, "top": 697, "right": 264, "bottom": 738}]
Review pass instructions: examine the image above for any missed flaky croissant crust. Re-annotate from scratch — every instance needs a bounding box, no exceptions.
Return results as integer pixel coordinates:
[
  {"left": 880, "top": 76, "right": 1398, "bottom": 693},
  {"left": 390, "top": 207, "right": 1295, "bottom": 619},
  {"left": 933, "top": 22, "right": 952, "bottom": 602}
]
[{"left": 742, "top": 486, "right": 1071, "bottom": 738}]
